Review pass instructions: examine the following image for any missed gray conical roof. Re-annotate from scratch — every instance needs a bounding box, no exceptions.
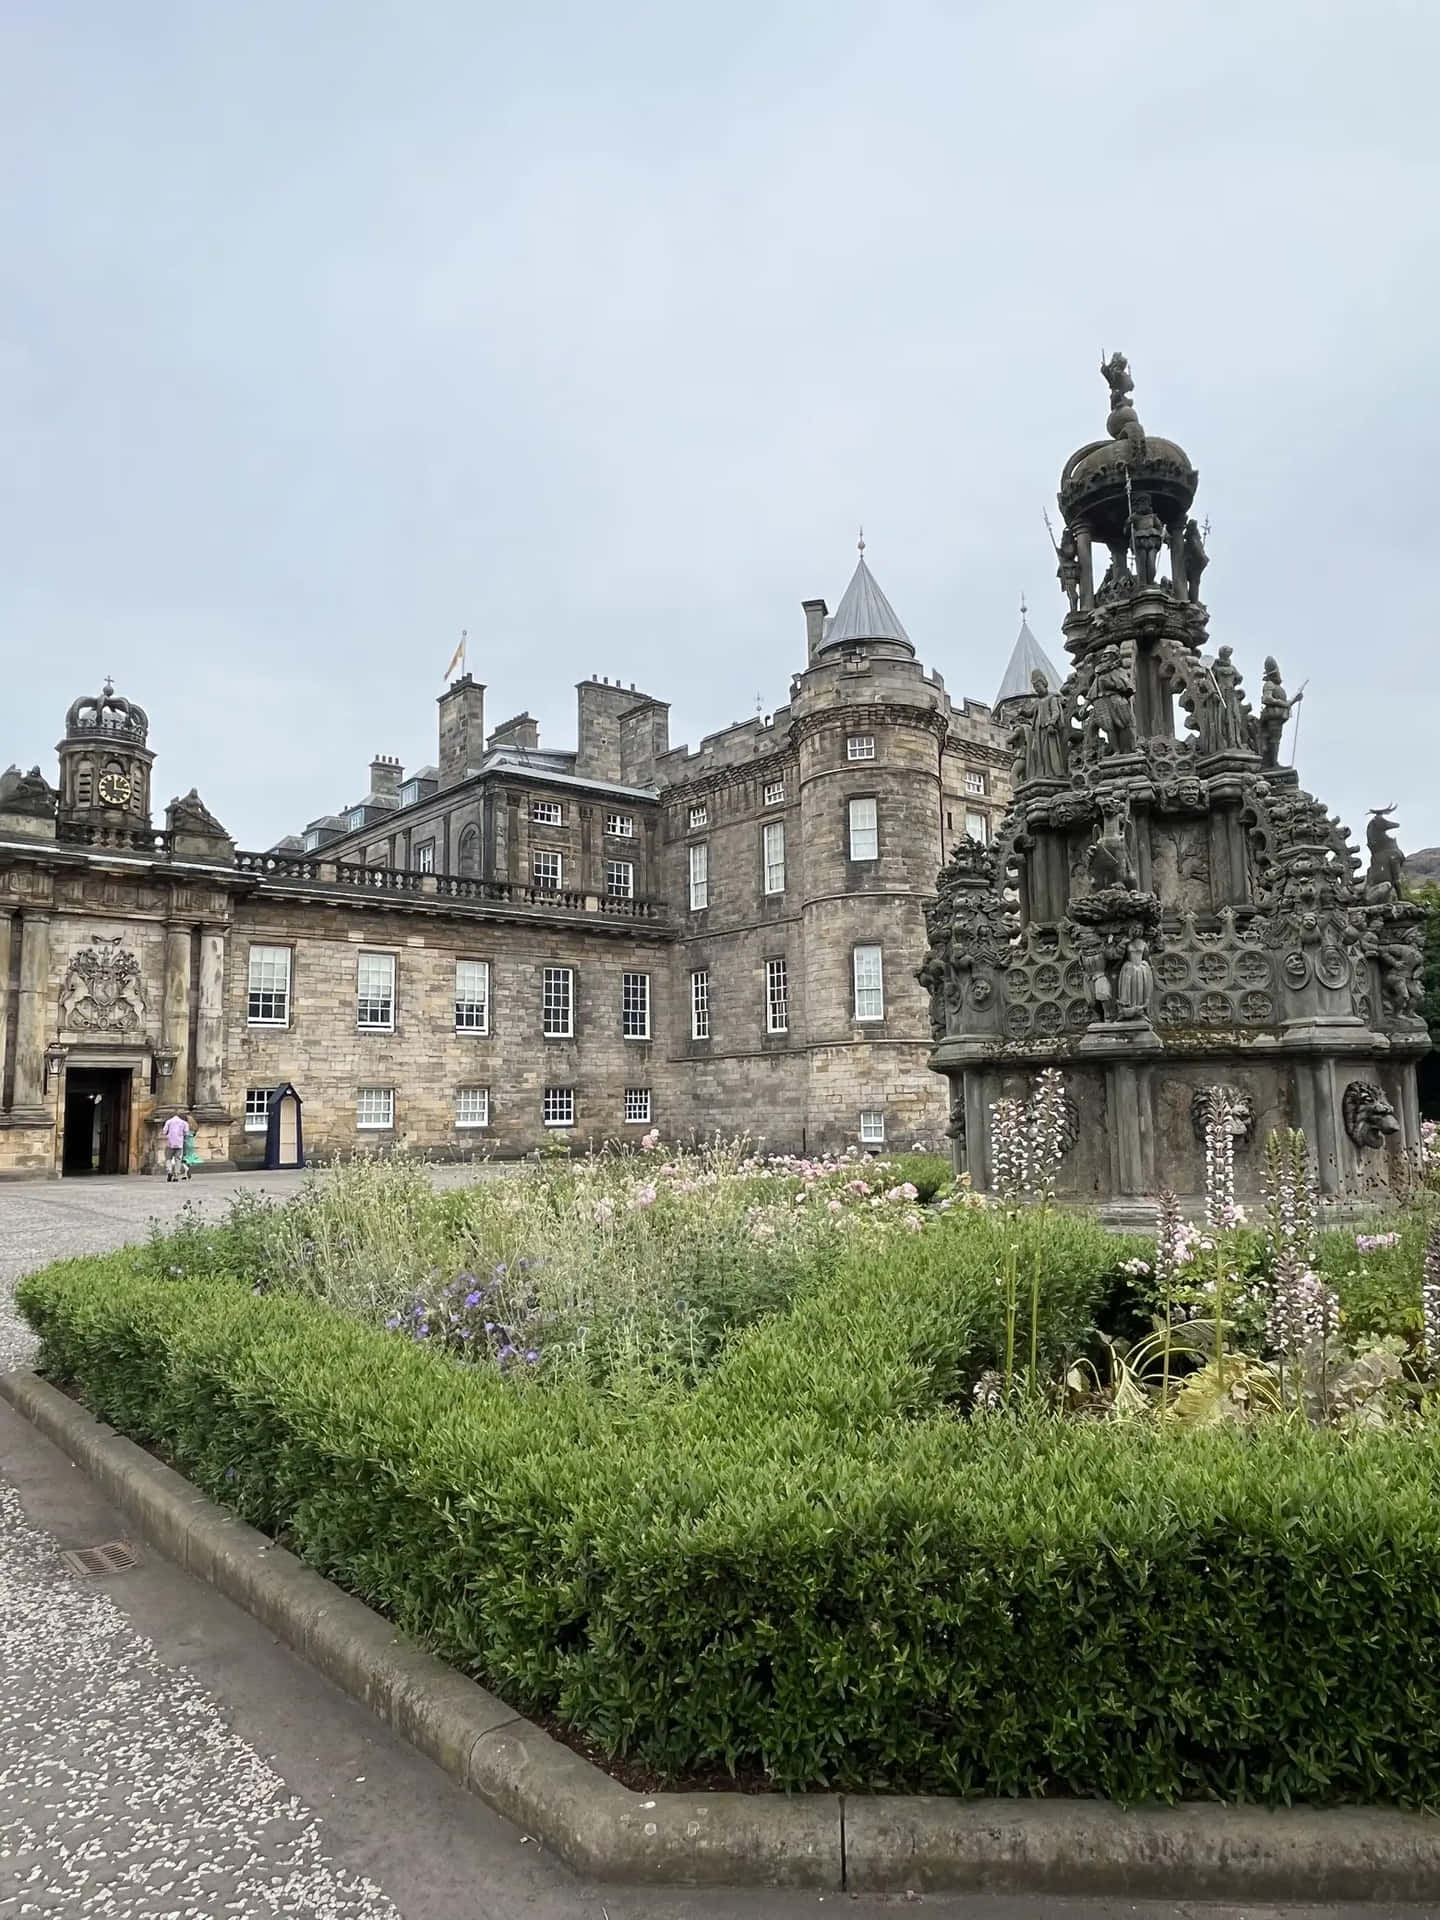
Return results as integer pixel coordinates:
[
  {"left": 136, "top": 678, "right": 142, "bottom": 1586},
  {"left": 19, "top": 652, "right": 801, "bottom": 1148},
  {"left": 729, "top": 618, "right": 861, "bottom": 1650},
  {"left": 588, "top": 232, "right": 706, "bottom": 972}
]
[
  {"left": 823, "top": 551, "right": 913, "bottom": 652},
  {"left": 995, "top": 618, "right": 1061, "bottom": 706}
]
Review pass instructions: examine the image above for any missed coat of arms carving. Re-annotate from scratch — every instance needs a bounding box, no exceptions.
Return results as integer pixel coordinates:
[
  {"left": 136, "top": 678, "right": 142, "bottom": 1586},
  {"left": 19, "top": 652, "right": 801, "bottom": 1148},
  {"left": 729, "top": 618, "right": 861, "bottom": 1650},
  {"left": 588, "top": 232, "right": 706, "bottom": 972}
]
[{"left": 59, "top": 937, "right": 147, "bottom": 1035}]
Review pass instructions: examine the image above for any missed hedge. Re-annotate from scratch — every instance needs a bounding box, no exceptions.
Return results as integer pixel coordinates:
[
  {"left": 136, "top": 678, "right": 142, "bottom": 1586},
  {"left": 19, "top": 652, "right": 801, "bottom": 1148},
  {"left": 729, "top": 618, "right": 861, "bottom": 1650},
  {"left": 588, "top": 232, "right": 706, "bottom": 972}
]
[{"left": 17, "top": 1224, "right": 1440, "bottom": 1805}]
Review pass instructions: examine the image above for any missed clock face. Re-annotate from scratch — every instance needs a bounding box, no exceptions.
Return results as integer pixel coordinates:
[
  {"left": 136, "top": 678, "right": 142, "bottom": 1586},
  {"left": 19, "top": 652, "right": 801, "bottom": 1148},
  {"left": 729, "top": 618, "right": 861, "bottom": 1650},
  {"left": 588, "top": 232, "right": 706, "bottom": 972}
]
[{"left": 97, "top": 771, "right": 132, "bottom": 808}]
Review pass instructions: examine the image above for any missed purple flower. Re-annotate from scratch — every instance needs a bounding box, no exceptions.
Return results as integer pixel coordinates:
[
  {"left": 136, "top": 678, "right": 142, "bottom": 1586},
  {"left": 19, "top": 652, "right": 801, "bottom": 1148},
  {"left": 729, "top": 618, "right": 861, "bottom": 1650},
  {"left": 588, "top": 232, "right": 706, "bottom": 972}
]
[
  {"left": 464, "top": 1291, "right": 482, "bottom": 1308},
  {"left": 525, "top": 1349, "right": 540, "bottom": 1364},
  {"left": 385, "top": 1315, "right": 400, "bottom": 1330}
]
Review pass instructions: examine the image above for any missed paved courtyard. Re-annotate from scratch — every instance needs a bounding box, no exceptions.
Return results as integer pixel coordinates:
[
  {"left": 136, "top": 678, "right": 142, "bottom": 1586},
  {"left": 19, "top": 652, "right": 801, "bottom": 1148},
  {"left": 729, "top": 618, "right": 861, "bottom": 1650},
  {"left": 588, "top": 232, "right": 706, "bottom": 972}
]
[{"left": 0, "top": 1170, "right": 1430, "bottom": 1918}]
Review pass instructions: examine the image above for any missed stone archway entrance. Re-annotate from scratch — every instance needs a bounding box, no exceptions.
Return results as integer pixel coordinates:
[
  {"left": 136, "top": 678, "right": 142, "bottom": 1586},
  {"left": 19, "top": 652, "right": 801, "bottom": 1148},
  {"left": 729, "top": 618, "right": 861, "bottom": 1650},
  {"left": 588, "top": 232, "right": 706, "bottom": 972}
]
[{"left": 61, "top": 1066, "right": 132, "bottom": 1175}]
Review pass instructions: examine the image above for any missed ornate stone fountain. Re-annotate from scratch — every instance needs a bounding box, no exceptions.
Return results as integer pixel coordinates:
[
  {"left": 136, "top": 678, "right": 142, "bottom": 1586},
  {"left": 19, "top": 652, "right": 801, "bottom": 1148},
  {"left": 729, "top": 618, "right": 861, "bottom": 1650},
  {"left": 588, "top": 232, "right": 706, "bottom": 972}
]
[{"left": 920, "top": 357, "right": 1429, "bottom": 1212}]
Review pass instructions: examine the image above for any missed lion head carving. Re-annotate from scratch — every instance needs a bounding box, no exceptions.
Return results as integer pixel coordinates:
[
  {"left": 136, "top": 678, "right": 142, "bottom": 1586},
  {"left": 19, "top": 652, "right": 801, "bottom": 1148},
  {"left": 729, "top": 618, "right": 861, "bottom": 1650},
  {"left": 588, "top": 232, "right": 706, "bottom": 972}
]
[
  {"left": 1190, "top": 1085, "right": 1256, "bottom": 1147},
  {"left": 1342, "top": 1081, "right": 1401, "bottom": 1151}
]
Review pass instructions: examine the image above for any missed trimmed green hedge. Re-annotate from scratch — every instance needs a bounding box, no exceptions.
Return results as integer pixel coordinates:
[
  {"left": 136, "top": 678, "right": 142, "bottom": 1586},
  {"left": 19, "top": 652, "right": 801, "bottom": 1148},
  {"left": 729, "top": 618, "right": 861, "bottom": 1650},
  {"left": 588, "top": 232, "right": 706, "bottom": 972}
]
[{"left": 18, "top": 1221, "right": 1440, "bottom": 1805}]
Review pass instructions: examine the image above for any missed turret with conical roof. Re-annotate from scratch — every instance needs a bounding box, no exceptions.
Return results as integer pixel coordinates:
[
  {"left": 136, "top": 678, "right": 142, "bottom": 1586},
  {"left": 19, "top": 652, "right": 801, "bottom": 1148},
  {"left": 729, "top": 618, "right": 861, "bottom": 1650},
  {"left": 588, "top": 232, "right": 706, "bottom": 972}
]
[
  {"left": 815, "top": 538, "right": 916, "bottom": 660},
  {"left": 994, "top": 610, "right": 1062, "bottom": 724}
]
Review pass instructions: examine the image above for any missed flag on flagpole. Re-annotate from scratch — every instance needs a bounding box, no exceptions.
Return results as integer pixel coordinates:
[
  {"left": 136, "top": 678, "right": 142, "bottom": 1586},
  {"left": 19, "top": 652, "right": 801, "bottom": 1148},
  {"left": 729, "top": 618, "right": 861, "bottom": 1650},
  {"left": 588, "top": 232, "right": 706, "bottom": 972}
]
[{"left": 443, "top": 630, "right": 467, "bottom": 682}]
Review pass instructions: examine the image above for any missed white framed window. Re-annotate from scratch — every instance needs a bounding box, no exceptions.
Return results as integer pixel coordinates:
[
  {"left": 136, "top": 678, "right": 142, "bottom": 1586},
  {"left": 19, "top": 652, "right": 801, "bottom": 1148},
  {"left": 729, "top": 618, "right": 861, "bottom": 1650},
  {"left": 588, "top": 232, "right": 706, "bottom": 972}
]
[
  {"left": 762, "top": 780, "right": 785, "bottom": 807},
  {"left": 246, "top": 946, "right": 291, "bottom": 1026},
  {"left": 688, "top": 802, "right": 708, "bottom": 829},
  {"left": 621, "top": 971, "right": 651, "bottom": 1040},
  {"left": 606, "top": 859, "right": 634, "bottom": 899},
  {"left": 848, "top": 795, "right": 878, "bottom": 861},
  {"left": 542, "top": 965, "right": 574, "bottom": 1038},
  {"left": 531, "top": 800, "right": 563, "bottom": 825},
  {"left": 243, "top": 1087, "right": 275, "bottom": 1132},
  {"left": 688, "top": 842, "right": 709, "bottom": 910},
  {"left": 859, "top": 1110, "right": 886, "bottom": 1145},
  {"left": 398, "top": 779, "right": 421, "bottom": 809},
  {"left": 765, "top": 957, "right": 789, "bottom": 1034},
  {"left": 346, "top": 807, "right": 366, "bottom": 831},
  {"left": 455, "top": 1086, "right": 490, "bottom": 1129},
  {"left": 846, "top": 735, "right": 876, "bottom": 762},
  {"left": 302, "top": 828, "right": 322, "bottom": 852},
  {"left": 965, "top": 809, "right": 990, "bottom": 844},
  {"left": 532, "top": 849, "right": 562, "bottom": 890},
  {"left": 624, "top": 1087, "right": 652, "bottom": 1124},
  {"left": 964, "top": 769, "right": 986, "bottom": 796},
  {"left": 357, "top": 1086, "right": 394, "bottom": 1130},
  {"left": 454, "top": 959, "right": 490, "bottom": 1032},
  {"left": 854, "top": 944, "right": 885, "bottom": 1021},
  {"left": 356, "top": 951, "right": 396, "bottom": 1030},
  {"left": 415, "top": 840, "right": 436, "bottom": 874},
  {"left": 606, "top": 811, "right": 634, "bottom": 837},
  {"left": 762, "top": 820, "right": 786, "bottom": 895},
  {"left": 543, "top": 1085, "right": 574, "bottom": 1128},
  {"left": 690, "top": 968, "right": 710, "bottom": 1040}
]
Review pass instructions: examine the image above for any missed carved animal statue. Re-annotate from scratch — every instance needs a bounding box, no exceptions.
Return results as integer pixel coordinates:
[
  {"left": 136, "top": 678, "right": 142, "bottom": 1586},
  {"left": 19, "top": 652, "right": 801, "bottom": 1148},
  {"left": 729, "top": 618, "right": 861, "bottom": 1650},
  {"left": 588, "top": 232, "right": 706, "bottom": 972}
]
[
  {"left": 1342, "top": 1081, "right": 1402, "bottom": 1151},
  {"left": 1364, "top": 808, "right": 1406, "bottom": 901},
  {"left": 1087, "top": 802, "right": 1137, "bottom": 893},
  {"left": 1190, "top": 1085, "right": 1257, "bottom": 1147}
]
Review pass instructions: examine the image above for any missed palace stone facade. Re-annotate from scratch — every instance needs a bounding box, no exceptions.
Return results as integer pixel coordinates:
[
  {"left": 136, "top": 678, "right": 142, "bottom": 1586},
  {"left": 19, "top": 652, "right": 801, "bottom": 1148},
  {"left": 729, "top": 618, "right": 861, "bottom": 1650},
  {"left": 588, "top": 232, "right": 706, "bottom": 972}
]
[{"left": 0, "top": 552, "right": 1009, "bottom": 1176}]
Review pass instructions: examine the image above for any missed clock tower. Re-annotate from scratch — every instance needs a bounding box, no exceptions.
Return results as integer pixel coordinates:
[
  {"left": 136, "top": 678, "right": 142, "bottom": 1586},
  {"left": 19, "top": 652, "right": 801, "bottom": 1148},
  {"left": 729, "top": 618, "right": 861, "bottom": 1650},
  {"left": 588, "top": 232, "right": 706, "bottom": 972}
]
[{"left": 57, "top": 679, "right": 156, "bottom": 837}]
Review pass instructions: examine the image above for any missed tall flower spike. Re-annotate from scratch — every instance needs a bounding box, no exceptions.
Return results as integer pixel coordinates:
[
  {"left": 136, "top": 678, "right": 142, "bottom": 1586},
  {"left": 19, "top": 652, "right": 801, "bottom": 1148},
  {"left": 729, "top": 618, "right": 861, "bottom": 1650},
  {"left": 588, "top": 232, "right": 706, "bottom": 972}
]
[
  {"left": 1203, "top": 1087, "right": 1238, "bottom": 1231},
  {"left": 1423, "top": 1224, "right": 1440, "bottom": 1370}
]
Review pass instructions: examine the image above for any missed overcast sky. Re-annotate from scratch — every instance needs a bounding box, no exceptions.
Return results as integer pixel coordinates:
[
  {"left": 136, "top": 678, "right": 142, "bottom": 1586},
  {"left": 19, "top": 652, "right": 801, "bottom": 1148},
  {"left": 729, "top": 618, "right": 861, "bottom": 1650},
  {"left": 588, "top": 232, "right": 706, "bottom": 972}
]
[{"left": 4, "top": 0, "right": 1437, "bottom": 854}]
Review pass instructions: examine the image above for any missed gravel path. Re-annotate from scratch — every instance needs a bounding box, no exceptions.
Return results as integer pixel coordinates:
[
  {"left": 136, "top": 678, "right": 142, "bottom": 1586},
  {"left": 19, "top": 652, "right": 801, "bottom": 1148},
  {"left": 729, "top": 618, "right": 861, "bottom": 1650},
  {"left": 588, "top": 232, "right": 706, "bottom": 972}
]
[{"left": 0, "top": 1479, "right": 401, "bottom": 1919}]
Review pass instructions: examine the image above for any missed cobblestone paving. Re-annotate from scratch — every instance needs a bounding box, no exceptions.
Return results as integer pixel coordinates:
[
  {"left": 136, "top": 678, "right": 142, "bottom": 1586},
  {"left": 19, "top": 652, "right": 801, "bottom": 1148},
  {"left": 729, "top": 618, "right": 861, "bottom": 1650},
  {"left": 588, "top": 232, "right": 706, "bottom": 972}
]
[
  {"left": 0, "top": 1166, "right": 501, "bottom": 1373},
  {"left": 0, "top": 1480, "right": 401, "bottom": 1919}
]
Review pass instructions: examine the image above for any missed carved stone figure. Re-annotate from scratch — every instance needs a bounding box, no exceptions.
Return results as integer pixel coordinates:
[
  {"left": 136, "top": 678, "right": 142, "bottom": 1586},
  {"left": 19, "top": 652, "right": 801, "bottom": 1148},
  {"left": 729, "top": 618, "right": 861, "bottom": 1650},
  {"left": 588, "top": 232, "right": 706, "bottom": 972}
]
[
  {"left": 1210, "top": 646, "right": 1249, "bottom": 748},
  {"left": 1026, "top": 670, "right": 1071, "bottom": 782},
  {"left": 1082, "top": 648, "right": 1136, "bottom": 759},
  {"left": 1364, "top": 807, "right": 1406, "bottom": 901},
  {"left": 0, "top": 765, "right": 58, "bottom": 817},
  {"left": 1190, "top": 1085, "right": 1257, "bottom": 1147},
  {"left": 1342, "top": 1081, "right": 1401, "bottom": 1151},
  {"left": 1086, "top": 794, "right": 1137, "bottom": 893},
  {"left": 167, "top": 788, "right": 229, "bottom": 837},
  {"left": 1099, "top": 352, "right": 1145, "bottom": 456},
  {"left": 1116, "top": 937, "right": 1154, "bottom": 1020},
  {"left": 1182, "top": 518, "right": 1209, "bottom": 604},
  {"left": 1255, "top": 657, "right": 1303, "bottom": 768},
  {"left": 1128, "top": 492, "right": 1165, "bottom": 588},
  {"left": 1056, "top": 525, "right": 1080, "bottom": 615},
  {"left": 58, "top": 938, "right": 147, "bottom": 1035}
]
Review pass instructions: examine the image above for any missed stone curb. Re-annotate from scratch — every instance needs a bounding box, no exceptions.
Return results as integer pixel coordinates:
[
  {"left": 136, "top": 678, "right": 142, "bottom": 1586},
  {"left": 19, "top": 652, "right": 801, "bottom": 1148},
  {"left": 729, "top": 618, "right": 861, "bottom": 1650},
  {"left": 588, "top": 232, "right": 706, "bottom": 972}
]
[{"left": 5, "top": 1366, "right": 1440, "bottom": 1899}]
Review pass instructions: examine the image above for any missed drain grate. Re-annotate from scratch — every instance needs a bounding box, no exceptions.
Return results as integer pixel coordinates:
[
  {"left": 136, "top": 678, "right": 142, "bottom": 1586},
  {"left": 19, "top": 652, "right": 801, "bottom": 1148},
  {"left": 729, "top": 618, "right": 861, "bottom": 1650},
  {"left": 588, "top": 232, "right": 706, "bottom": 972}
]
[{"left": 59, "top": 1540, "right": 141, "bottom": 1577}]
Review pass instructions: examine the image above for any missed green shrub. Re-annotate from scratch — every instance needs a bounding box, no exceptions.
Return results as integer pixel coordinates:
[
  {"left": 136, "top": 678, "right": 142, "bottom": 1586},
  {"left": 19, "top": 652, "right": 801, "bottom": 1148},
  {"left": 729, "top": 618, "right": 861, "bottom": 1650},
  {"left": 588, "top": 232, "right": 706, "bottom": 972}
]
[
  {"left": 868, "top": 1152, "right": 954, "bottom": 1202},
  {"left": 22, "top": 1232, "right": 1440, "bottom": 1806},
  {"left": 1319, "top": 1207, "right": 1438, "bottom": 1344}
]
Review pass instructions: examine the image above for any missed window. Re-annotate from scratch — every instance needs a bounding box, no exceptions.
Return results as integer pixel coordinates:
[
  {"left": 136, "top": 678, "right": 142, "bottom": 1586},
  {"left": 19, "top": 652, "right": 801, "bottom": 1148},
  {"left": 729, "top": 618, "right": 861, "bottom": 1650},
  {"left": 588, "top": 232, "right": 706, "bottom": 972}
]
[
  {"left": 346, "top": 808, "right": 366, "bottom": 831},
  {"left": 542, "top": 965, "right": 574, "bottom": 1037},
  {"left": 243, "top": 1088, "right": 275, "bottom": 1133},
  {"left": 965, "top": 809, "right": 990, "bottom": 845},
  {"left": 415, "top": 840, "right": 436, "bottom": 874},
  {"left": 532, "top": 849, "right": 562, "bottom": 890},
  {"left": 356, "top": 951, "right": 396, "bottom": 1030},
  {"left": 455, "top": 1086, "right": 490, "bottom": 1129},
  {"left": 247, "top": 946, "right": 291, "bottom": 1025},
  {"left": 965, "top": 770, "right": 986, "bottom": 796},
  {"left": 688, "top": 842, "right": 709, "bottom": 910},
  {"left": 690, "top": 968, "right": 710, "bottom": 1040},
  {"left": 846, "top": 735, "right": 876, "bottom": 761},
  {"left": 302, "top": 828, "right": 322, "bottom": 852},
  {"left": 606, "top": 859, "right": 634, "bottom": 899},
  {"left": 543, "top": 1086, "right": 574, "bottom": 1128},
  {"left": 765, "top": 957, "right": 789, "bottom": 1034},
  {"left": 762, "top": 780, "right": 785, "bottom": 807},
  {"left": 357, "top": 1086, "right": 394, "bottom": 1130},
  {"left": 531, "top": 800, "right": 563, "bottom": 825},
  {"left": 854, "top": 945, "right": 885, "bottom": 1021},
  {"left": 606, "top": 811, "right": 634, "bottom": 837},
  {"left": 688, "top": 803, "right": 708, "bottom": 829},
  {"left": 624, "top": 1087, "right": 652, "bottom": 1124},
  {"left": 762, "top": 821, "right": 786, "bottom": 895},
  {"left": 457, "top": 823, "right": 480, "bottom": 877},
  {"left": 848, "top": 796, "right": 878, "bottom": 861},
  {"left": 454, "top": 959, "right": 490, "bottom": 1032},
  {"left": 622, "top": 971, "right": 651, "bottom": 1039},
  {"left": 859, "top": 1110, "right": 886, "bottom": 1145},
  {"left": 398, "top": 779, "right": 421, "bottom": 809}
]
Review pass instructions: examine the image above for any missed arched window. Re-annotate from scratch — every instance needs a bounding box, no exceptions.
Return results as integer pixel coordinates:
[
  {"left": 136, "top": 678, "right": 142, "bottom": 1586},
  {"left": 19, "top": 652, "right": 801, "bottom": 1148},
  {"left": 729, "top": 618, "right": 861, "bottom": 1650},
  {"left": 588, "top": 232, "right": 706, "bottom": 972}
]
[{"left": 458, "top": 824, "right": 481, "bottom": 878}]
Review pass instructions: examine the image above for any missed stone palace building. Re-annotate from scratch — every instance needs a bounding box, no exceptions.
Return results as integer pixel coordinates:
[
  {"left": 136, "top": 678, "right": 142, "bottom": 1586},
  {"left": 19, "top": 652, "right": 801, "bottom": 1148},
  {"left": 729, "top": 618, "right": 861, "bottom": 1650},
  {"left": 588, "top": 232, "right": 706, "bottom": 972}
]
[{"left": 0, "top": 548, "right": 1017, "bottom": 1176}]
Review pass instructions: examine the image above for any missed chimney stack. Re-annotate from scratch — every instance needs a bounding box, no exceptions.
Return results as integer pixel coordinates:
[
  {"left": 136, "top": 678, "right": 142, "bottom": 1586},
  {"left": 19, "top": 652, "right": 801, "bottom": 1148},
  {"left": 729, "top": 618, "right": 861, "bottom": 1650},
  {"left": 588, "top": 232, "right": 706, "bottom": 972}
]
[{"left": 369, "top": 754, "right": 403, "bottom": 799}]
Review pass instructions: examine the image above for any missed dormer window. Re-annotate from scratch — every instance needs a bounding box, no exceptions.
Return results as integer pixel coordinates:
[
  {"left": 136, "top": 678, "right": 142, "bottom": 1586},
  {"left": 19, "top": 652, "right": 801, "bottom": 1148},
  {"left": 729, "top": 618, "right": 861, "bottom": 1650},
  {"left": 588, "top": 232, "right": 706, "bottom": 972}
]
[
  {"left": 302, "top": 828, "right": 322, "bottom": 852},
  {"left": 398, "top": 780, "right": 420, "bottom": 809},
  {"left": 346, "top": 808, "right": 366, "bottom": 831}
]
